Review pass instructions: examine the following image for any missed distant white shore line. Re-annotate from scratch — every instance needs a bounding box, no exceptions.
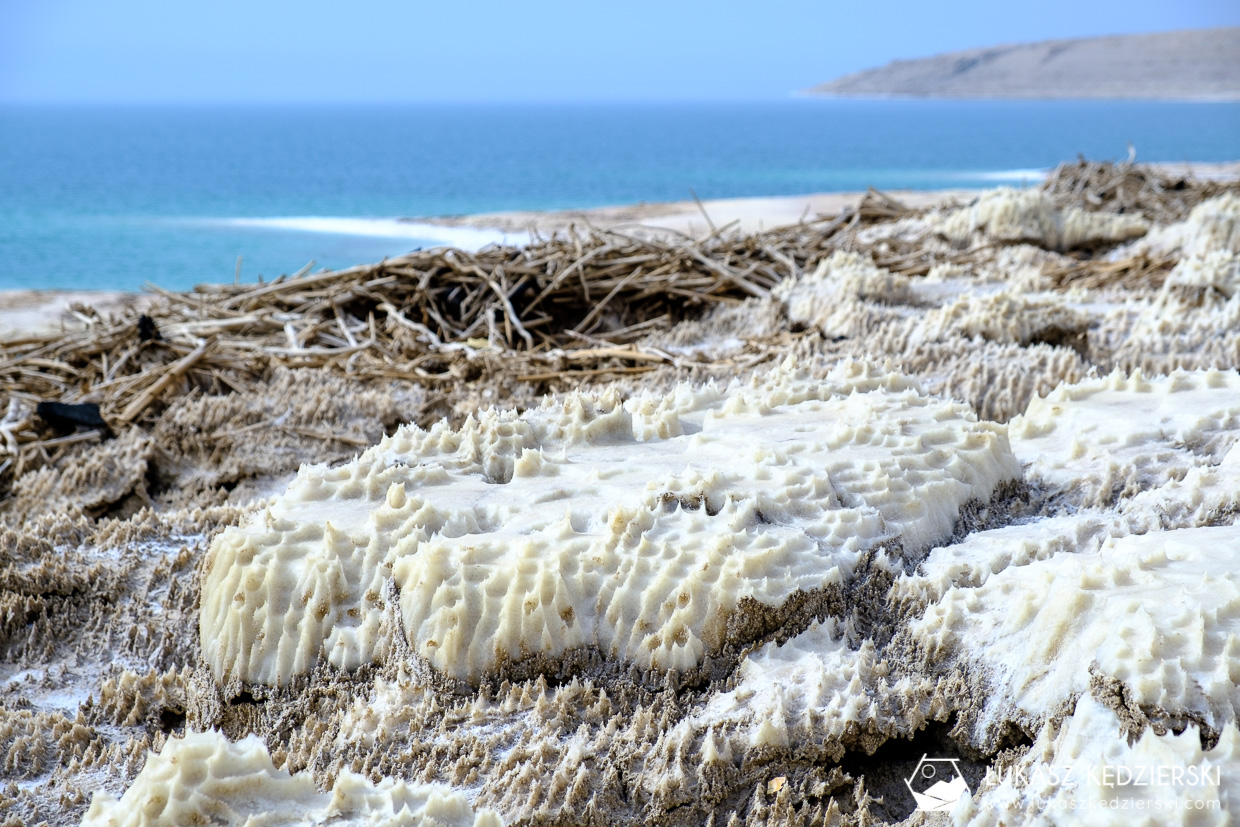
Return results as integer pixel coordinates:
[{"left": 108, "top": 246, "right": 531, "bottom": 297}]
[
  {"left": 216, "top": 217, "right": 530, "bottom": 251},
  {"left": 203, "top": 173, "right": 1045, "bottom": 249}
]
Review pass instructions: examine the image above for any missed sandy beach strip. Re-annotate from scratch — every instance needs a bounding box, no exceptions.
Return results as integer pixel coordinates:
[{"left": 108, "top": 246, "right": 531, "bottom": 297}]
[{"left": 412, "top": 187, "right": 982, "bottom": 239}]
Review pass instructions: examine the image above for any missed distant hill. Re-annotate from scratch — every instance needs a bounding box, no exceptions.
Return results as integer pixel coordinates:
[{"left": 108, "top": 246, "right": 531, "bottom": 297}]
[{"left": 807, "top": 28, "right": 1240, "bottom": 100}]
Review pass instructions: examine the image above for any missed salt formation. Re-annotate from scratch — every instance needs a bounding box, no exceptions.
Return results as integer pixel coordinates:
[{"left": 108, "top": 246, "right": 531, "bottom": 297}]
[
  {"left": 892, "top": 515, "right": 1112, "bottom": 610},
  {"left": 938, "top": 188, "right": 1149, "bottom": 251},
  {"left": 201, "top": 360, "right": 1018, "bottom": 686},
  {"left": 1164, "top": 250, "right": 1240, "bottom": 298},
  {"left": 957, "top": 696, "right": 1240, "bottom": 826},
  {"left": 1141, "top": 192, "right": 1240, "bottom": 260},
  {"left": 10, "top": 174, "right": 1240, "bottom": 825},
  {"left": 912, "top": 291, "right": 1089, "bottom": 348},
  {"left": 659, "top": 618, "right": 941, "bottom": 765},
  {"left": 912, "top": 524, "right": 1240, "bottom": 746},
  {"left": 1008, "top": 369, "right": 1240, "bottom": 507},
  {"left": 81, "top": 729, "right": 499, "bottom": 827},
  {"left": 773, "top": 251, "right": 914, "bottom": 338}
]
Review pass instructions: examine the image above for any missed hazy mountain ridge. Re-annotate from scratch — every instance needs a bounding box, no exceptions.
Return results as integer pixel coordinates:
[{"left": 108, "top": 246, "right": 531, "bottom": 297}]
[{"left": 808, "top": 28, "right": 1240, "bottom": 100}]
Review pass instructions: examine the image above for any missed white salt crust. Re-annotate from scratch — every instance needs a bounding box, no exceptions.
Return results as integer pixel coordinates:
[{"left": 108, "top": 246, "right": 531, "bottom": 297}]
[
  {"left": 913, "top": 524, "right": 1240, "bottom": 739},
  {"left": 1165, "top": 250, "right": 1240, "bottom": 297},
  {"left": 1008, "top": 369, "right": 1240, "bottom": 507},
  {"left": 910, "top": 291, "right": 1089, "bottom": 347},
  {"left": 893, "top": 515, "right": 1113, "bottom": 609},
  {"left": 660, "top": 617, "right": 940, "bottom": 762},
  {"left": 1139, "top": 193, "right": 1240, "bottom": 261},
  {"left": 938, "top": 188, "right": 1149, "bottom": 251},
  {"left": 773, "top": 251, "right": 914, "bottom": 338},
  {"left": 81, "top": 729, "right": 499, "bottom": 827},
  {"left": 200, "top": 360, "right": 1018, "bottom": 686},
  {"left": 956, "top": 696, "right": 1240, "bottom": 827}
]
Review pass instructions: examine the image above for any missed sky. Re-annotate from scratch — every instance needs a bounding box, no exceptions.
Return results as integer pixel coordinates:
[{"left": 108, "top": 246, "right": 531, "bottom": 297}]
[{"left": 1, "top": 0, "right": 1238, "bottom": 103}]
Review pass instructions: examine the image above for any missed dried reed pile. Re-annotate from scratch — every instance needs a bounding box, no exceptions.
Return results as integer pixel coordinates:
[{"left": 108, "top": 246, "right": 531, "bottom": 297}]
[{"left": 1041, "top": 154, "right": 1236, "bottom": 224}]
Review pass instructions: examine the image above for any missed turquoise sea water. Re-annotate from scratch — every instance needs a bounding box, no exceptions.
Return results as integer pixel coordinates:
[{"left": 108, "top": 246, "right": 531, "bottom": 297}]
[{"left": 1, "top": 100, "right": 1237, "bottom": 293}]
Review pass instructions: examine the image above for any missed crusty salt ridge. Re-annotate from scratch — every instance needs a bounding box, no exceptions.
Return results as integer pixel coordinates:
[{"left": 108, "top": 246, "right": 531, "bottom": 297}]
[
  {"left": 911, "top": 524, "right": 1240, "bottom": 748},
  {"left": 81, "top": 729, "right": 500, "bottom": 827},
  {"left": 200, "top": 359, "right": 1017, "bottom": 687},
  {"left": 654, "top": 617, "right": 943, "bottom": 773},
  {"left": 937, "top": 187, "right": 1149, "bottom": 251},
  {"left": 1136, "top": 192, "right": 1240, "bottom": 260},
  {"left": 1165, "top": 249, "right": 1240, "bottom": 297},
  {"left": 955, "top": 696, "right": 1240, "bottom": 827},
  {"left": 773, "top": 251, "right": 914, "bottom": 339},
  {"left": 1008, "top": 369, "right": 1240, "bottom": 508}
]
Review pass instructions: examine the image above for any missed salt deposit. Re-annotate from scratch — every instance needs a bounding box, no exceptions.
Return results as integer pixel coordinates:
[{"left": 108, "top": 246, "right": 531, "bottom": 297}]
[
  {"left": 4, "top": 174, "right": 1240, "bottom": 826},
  {"left": 773, "top": 250, "right": 915, "bottom": 338},
  {"left": 956, "top": 696, "right": 1240, "bottom": 826},
  {"left": 200, "top": 359, "right": 1017, "bottom": 686},
  {"left": 1007, "top": 369, "right": 1240, "bottom": 507},
  {"left": 912, "top": 524, "right": 1240, "bottom": 746},
  {"left": 937, "top": 188, "right": 1149, "bottom": 251},
  {"left": 81, "top": 729, "right": 499, "bottom": 827},
  {"left": 658, "top": 617, "right": 942, "bottom": 764}
]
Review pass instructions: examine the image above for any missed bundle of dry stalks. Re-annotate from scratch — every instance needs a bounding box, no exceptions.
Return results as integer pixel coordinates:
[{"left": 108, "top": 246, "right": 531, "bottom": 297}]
[
  {"left": 1, "top": 161, "right": 1235, "bottom": 497},
  {"left": 1041, "top": 153, "right": 1236, "bottom": 224}
]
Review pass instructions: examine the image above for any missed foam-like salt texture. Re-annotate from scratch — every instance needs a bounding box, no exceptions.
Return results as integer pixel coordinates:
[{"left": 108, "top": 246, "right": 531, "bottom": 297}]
[
  {"left": 660, "top": 617, "right": 939, "bottom": 765},
  {"left": 80, "top": 729, "right": 500, "bottom": 827},
  {"left": 1165, "top": 250, "right": 1240, "bottom": 297},
  {"left": 913, "top": 524, "right": 1240, "bottom": 741},
  {"left": 892, "top": 515, "right": 1112, "bottom": 610},
  {"left": 939, "top": 188, "right": 1149, "bottom": 251},
  {"left": 1145, "top": 193, "right": 1240, "bottom": 260},
  {"left": 911, "top": 291, "right": 1089, "bottom": 347},
  {"left": 200, "top": 359, "right": 1018, "bottom": 686},
  {"left": 1008, "top": 369, "right": 1240, "bottom": 507},
  {"left": 957, "top": 696, "right": 1240, "bottom": 827},
  {"left": 774, "top": 251, "right": 913, "bottom": 338}
]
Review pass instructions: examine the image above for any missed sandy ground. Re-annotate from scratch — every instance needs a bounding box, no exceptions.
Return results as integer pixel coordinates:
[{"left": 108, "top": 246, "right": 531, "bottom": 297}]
[{"left": 0, "top": 290, "right": 154, "bottom": 342}]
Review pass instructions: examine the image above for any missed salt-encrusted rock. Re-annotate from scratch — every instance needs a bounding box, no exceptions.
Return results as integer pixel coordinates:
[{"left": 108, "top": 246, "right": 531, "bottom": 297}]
[
  {"left": 938, "top": 188, "right": 1148, "bottom": 251},
  {"left": 200, "top": 359, "right": 1018, "bottom": 687},
  {"left": 912, "top": 524, "right": 1240, "bottom": 746},
  {"left": 81, "top": 729, "right": 499, "bottom": 826},
  {"left": 1008, "top": 369, "right": 1240, "bottom": 507},
  {"left": 956, "top": 696, "right": 1240, "bottom": 827}
]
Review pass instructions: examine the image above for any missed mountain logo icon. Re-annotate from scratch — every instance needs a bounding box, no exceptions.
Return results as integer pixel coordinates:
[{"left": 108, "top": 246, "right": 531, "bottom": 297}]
[{"left": 906, "top": 755, "right": 970, "bottom": 812}]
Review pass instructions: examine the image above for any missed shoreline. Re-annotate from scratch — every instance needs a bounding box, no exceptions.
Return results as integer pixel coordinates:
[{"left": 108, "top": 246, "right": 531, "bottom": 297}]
[
  {"left": 410, "top": 186, "right": 982, "bottom": 240},
  {"left": 4, "top": 160, "right": 1238, "bottom": 340}
]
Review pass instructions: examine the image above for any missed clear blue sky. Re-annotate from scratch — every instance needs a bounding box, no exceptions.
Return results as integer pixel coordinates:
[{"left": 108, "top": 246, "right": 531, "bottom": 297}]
[{"left": 2, "top": 0, "right": 1237, "bottom": 103}]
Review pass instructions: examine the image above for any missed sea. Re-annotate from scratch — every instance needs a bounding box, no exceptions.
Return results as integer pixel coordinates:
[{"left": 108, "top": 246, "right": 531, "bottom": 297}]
[{"left": 1, "top": 100, "right": 1238, "bottom": 293}]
